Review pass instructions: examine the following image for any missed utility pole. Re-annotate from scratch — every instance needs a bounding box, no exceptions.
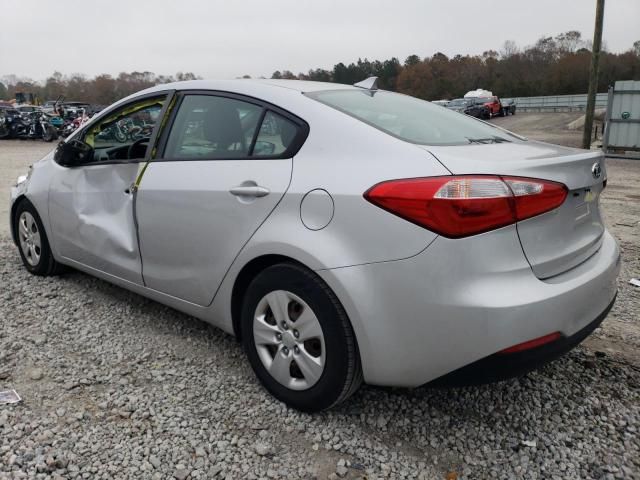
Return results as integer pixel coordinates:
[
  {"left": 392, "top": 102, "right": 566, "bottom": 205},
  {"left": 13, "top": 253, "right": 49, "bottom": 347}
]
[{"left": 582, "top": 0, "right": 605, "bottom": 149}]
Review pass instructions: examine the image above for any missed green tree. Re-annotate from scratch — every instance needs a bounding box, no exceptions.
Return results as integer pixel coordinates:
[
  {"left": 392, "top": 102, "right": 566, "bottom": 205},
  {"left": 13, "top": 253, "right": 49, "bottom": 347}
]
[{"left": 404, "top": 54, "right": 421, "bottom": 67}]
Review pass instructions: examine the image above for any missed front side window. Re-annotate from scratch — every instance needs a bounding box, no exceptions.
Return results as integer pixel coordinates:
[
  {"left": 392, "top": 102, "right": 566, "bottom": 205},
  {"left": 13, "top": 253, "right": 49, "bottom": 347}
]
[
  {"left": 306, "top": 90, "right": 519, "bottom": 146},
  {"left": 164, "top": 95, "right": 262, "bottom": 159},
  {"left": 84, "top": 95, "right": 167, "bottom": 161}
]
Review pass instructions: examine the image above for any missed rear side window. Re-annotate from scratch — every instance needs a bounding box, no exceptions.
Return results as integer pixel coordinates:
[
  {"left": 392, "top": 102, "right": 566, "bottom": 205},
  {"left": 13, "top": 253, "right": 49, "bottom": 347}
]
[
  {"left": 253, "top": 111, "right": 299, "bottom": 157},
  {"left": 305, "top": 89, "right": 519, "bottom": 146},
  {"left": 164, "top": 95, "right": 262, "bottom": 159}
]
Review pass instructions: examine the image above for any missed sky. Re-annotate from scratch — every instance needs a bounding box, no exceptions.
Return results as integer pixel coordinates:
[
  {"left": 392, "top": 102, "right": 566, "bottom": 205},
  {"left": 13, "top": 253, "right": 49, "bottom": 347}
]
[{"left": 1, "top": 0, "right": 638, "bottom": 82}]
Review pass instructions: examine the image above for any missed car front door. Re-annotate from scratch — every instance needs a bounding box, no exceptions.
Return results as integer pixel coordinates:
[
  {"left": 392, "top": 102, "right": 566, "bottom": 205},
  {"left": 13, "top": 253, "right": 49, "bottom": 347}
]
[
  {"left": 48, "top": 93, "right": 171, "bottom": 284},
  {"left": 135, "top": 92, "right": 307, "bottom": 306}
]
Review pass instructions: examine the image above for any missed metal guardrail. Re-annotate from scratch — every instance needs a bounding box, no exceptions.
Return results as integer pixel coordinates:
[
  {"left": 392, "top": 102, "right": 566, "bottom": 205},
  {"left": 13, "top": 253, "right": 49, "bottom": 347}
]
[{"left": 510, "top": 93, "right": 608, "bottom": 112}]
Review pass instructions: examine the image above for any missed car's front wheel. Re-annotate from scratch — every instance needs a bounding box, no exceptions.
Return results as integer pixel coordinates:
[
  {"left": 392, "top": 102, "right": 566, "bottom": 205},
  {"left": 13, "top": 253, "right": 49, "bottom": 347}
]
[
  {"left": 241, "top": 263, "right": 362, "bottom": 412},
  {"left": 14, "top": 200, "right": 64, "bottom": 276}
]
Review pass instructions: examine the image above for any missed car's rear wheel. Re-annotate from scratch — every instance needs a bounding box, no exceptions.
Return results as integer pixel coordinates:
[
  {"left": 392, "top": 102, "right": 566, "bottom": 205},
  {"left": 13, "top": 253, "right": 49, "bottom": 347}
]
[
  {"left": 241, "top": 263, "right": 362, "bottom": 412},
  {"left": 14, "top": 200, "right": 63, "bottom": 276}
]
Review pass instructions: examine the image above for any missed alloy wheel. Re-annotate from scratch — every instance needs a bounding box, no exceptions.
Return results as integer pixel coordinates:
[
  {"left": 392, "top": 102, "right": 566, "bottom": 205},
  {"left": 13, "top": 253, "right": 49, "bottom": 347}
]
[
  {"left": 18, "top": 211, "right": 42, "bottom": 266},
  {"left": 253, "top": 290, "right": 325, "bottom": 390}
]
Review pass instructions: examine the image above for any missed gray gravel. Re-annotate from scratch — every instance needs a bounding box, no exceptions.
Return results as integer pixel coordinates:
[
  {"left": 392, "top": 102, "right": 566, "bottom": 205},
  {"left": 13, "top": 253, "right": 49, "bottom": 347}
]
[{"left": 1, "top": 140, "right": 639, "bottom": 479}]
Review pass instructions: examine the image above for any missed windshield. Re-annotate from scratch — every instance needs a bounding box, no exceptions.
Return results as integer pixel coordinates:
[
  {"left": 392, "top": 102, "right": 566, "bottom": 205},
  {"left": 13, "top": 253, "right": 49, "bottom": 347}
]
[
  {"left": 305, "top": 90, "right": 517, "bottom": 145},
  {"left": 449, "top": 99, "right": 468, "bottom": 106},
  {"left": 474, "top": 97, "right": 493, "bottom": 104}
]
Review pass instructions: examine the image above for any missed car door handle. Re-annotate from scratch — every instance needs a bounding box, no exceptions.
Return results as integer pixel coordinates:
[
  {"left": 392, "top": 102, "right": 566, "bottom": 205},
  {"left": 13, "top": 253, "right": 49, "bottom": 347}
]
[{"left": 229, "top": 185, "right": 270, "bottom": 198}]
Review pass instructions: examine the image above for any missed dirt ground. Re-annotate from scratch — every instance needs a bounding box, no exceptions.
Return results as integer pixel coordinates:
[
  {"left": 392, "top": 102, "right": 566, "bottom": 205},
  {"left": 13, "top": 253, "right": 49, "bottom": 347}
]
[{"left": 490, "top": 111, "right": 601, "bottom": 148}]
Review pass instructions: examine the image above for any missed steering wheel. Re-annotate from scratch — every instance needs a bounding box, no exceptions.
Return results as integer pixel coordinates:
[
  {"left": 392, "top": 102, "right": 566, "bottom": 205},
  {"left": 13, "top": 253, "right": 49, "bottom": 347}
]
[{"left": 127, "top": 136, "right": 151, "bottom": 159}]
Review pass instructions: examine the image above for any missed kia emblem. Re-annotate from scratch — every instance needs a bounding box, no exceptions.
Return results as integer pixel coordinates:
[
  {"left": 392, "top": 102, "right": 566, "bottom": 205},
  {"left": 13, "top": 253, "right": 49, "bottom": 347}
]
[{"left": 592, "top": 163, "right": 602, "bottom": 179}]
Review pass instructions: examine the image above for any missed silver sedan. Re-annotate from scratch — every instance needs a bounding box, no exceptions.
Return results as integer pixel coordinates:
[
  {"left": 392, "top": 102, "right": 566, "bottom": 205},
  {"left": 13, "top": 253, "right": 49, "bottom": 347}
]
[{"left": 9, "top": 78, "right": 620, "bottom": 412}]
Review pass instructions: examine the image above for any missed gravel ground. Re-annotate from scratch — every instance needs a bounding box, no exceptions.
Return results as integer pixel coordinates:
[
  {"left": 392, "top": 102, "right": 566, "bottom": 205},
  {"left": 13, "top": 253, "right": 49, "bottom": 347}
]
[{"left": 1, "top": 134, "right": 639, "bottom": 479}]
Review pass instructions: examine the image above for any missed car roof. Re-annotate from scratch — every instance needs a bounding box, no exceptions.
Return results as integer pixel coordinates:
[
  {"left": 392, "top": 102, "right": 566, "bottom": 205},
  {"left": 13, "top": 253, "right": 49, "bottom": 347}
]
[
  {"left": 93, "top": 79, "right": 370, "bottom": 128},
  {"left": 253, "top": 79, "right": 356, "bottom": 92},
  {"left": 137, "top": 78, "right": 359, "bottom": 97}
]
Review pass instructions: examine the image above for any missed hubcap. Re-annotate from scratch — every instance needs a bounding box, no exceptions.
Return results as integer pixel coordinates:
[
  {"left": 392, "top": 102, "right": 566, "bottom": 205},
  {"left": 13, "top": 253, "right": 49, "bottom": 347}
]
[
  {"left": 18, "top": 212, "right": 42, "bottom": 266},
  {"left": 253, "top": 290, "right": 325, "bottom": 391}
]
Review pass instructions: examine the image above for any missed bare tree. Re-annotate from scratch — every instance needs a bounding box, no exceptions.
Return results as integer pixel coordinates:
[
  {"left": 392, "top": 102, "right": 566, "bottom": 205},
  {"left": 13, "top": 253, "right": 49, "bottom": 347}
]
[{"left": 500, "top": 40, "right": 519, "bottom": 58}]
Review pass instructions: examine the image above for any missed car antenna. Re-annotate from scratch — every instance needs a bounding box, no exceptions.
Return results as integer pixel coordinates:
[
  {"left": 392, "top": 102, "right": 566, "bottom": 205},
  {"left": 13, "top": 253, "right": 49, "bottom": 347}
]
[{"left": 354, "top": 76, "right": 379, "bottom": 96}]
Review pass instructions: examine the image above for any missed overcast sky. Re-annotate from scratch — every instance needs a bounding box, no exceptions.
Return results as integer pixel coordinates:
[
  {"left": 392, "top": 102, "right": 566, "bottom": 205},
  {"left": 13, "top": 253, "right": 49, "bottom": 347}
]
[{"left": 1, "top": 0, "right": 638, "bottom": 81}]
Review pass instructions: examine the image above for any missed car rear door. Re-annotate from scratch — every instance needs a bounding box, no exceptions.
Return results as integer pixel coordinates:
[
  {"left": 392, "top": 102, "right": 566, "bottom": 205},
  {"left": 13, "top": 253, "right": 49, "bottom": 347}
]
[{"left": 135, "top": 92, "right": 308, "bottom": 306}]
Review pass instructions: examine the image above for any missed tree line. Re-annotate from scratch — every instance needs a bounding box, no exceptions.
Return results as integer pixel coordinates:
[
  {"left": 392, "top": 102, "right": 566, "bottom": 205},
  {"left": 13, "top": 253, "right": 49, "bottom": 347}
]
[
  {"left": 272, "top": 32, "right": 640, "bottom": 100},
  {"left": 0, "top": 72, "right": 200, "bottom": 106},
  {"left": 1, "top": 32, "right": 638, "bottom": 105}
]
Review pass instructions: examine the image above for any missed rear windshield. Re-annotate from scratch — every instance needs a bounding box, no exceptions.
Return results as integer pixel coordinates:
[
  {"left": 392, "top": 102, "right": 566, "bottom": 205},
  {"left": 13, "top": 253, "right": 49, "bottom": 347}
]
[{"left": 305, "top": 90, "right": 516, "bottom": 146}]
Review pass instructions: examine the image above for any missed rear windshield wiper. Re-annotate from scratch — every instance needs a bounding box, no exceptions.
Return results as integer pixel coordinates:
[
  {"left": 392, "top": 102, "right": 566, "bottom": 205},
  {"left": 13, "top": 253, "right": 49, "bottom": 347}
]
[{"left": 466, "top": 136, "right": 511, "bottom": 144}]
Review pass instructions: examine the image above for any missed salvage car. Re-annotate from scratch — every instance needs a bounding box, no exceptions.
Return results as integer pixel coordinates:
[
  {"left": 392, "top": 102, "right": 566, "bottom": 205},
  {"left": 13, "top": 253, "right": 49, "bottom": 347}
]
[
  {"left": 473, "top": 96, "right": 503, "bottom": 117},
  {"left": 10, "top": 78, "right": 620, "bottom": 411},
  {"left": 447, "top": 98, "right": 489, "bottom": 119}
]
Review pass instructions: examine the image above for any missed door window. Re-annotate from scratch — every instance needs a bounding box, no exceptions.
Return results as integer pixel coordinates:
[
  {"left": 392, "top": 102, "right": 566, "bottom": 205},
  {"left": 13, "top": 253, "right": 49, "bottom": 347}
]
[
  {"left": 252, "top": 111, "right": 299, "bottom": 157},
  {"left": 83, "top": 95, "right": 167, "bottom": 161},
  {"left": 164, "top": 95, "right": 262, "bottom": 159}
]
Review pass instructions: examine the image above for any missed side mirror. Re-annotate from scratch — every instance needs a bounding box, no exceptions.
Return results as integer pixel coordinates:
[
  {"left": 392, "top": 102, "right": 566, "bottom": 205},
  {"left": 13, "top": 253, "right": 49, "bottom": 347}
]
[{"left": 54, "top": 139, "right": 94, "bottom": 167}]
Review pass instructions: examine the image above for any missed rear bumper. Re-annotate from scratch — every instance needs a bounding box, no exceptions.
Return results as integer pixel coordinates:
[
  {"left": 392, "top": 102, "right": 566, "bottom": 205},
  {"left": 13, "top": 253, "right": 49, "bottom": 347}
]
[
  {"left": 318, "top": 226, "right": 621, "bottom": 387},
  {"left": 428, "top": 293, "right": 616, "bottom": 386}
]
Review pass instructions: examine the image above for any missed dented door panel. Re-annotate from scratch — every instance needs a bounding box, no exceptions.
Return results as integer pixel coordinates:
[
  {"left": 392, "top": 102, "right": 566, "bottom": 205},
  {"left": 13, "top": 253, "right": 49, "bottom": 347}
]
[{"left": 48, "top": 162, "right": 144, "bottom": 284}]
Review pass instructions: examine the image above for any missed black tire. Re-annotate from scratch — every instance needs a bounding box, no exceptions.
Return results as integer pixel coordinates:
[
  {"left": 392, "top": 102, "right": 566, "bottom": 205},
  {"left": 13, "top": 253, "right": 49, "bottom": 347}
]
[
  {"left": 43, "top": 125, "right": 57, "bottom": 142},
  {"left": 115, "top": 130, "right": 127, "bottom": 143},
  {"left": 241, "top": 263, "right": 362, "bottom": 412},
  {"left": 13, "top": 199, "right": 64, "bottom": 276}
]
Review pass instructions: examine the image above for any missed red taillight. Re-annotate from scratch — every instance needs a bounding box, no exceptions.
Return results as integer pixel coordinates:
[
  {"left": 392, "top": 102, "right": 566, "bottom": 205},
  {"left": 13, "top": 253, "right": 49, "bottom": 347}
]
[
  {"left": 499, "top": 332, "right": 562, "bottom": 354},
  {"left": 364, "top": 175, "right": 567, "bottom": 238}
]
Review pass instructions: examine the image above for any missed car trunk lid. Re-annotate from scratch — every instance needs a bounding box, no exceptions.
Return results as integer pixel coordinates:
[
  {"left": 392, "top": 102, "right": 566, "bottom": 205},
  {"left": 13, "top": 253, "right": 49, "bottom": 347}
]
[{"left": 423, "top": 141, "right": 606, "bottom": 279}]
